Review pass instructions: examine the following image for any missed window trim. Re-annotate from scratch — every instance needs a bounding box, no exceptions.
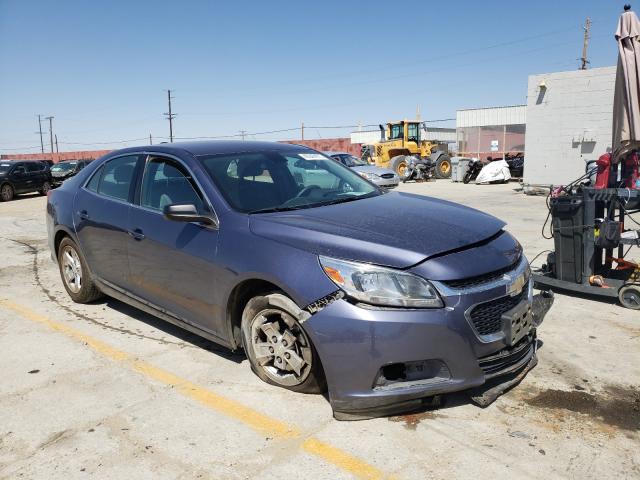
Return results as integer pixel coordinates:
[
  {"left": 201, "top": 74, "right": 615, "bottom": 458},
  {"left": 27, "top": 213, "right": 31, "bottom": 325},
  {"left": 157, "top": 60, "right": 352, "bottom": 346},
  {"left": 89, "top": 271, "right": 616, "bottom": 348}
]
[{"left": 133, "top": 153, "right": 219, "bottom": 228}]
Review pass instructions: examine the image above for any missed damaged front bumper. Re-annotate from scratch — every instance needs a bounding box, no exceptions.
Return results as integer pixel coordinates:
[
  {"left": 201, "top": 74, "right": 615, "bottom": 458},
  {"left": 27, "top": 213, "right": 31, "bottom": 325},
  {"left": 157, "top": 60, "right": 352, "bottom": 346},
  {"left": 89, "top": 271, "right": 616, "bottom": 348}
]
[{"left": 302, "top": 275, "right": 554, "bottom": 420}]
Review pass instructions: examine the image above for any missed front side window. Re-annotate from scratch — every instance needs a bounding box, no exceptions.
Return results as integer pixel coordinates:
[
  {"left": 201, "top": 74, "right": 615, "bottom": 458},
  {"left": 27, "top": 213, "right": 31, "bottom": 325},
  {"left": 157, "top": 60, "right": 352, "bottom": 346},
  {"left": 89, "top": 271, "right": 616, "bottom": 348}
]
[
  {"left": 140, "top": 158, "right": 206, "bottom": 212},
  {"left": 199, "top": 149, "right": 379, "bottom": 213},
  {"left": 96, "top": 155, "right": 138, "bottom": 202},
  {"left": 390, "top": 124, "right": 403, "bottom": 139}
]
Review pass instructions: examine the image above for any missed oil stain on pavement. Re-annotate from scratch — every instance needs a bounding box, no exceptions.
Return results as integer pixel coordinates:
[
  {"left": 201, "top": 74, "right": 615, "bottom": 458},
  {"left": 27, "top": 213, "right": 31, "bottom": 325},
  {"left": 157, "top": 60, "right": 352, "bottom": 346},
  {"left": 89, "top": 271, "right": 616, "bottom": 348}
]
[{"left": 524, "top": 385, "right": 640, "bottom": 431}]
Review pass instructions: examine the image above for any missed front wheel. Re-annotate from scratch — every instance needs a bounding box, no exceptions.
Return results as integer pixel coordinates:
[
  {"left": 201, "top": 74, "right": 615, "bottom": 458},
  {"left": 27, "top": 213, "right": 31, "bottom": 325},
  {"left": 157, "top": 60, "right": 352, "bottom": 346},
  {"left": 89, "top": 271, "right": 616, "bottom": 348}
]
[
  {"left": 435, "top": 155, "right": 452, "bottom": 179},
  {"left": 1, "top": 183, "right": 14, "bottom": 202},
  {"left": 463, "top": 171, "right": 473, "bottom": 184},
  {"left": 241, "top": 293, "right": 326, "bottom": 393}
]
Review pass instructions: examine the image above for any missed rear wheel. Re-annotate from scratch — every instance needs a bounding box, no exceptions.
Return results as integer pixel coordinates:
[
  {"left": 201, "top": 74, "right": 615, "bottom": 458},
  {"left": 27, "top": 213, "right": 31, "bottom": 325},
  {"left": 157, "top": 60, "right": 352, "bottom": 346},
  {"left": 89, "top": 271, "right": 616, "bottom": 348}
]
[
  {"left": 57, "top": 237, "right": 103, "bottom": 303},
  {"left": 619, "top": 284, "right": 640, "bottom": 310},
  {"left": 241, "top": 293, "right": 326, "bottom": 393},
  {"left": 390, "top": 155, "right": 408, "bottom": 177},
  {"left": 39, "top": 181, "right": 51, "bottom": 195},
  {"left": 435, "top": 155, "right": 452, "bottom": 179},
  {"left": 1, "top": 183, "right": 14, "bottom": 202}
]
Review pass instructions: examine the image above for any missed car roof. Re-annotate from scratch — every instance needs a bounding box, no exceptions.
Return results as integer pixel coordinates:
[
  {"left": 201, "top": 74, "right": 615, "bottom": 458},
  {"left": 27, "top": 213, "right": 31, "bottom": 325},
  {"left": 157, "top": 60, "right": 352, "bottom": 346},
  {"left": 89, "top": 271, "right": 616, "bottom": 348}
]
[{"left": 108, "top": 140, "right": 314, "bottom": 158}]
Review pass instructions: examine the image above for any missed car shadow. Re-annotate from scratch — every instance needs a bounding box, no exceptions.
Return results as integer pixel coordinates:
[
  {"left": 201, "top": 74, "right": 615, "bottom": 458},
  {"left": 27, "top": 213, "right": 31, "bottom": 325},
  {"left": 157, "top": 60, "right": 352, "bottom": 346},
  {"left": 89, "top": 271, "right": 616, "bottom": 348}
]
[{"left": 95, "top": 296, "right": 245, "bottom": 364}]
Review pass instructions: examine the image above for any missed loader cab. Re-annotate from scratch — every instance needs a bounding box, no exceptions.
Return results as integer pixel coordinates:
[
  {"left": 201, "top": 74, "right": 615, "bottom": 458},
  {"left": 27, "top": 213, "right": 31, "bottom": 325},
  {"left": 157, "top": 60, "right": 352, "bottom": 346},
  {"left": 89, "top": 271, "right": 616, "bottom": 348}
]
[{"left": 386, "top": 121, "right": 421, "bottom": 144}]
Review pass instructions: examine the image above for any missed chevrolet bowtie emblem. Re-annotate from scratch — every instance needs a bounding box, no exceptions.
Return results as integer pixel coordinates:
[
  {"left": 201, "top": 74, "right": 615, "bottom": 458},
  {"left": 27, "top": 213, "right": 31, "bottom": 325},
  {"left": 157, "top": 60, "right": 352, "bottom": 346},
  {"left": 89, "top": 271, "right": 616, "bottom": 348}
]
[{"left": 505, "top": 272, "right": 526, "bottom": 296}]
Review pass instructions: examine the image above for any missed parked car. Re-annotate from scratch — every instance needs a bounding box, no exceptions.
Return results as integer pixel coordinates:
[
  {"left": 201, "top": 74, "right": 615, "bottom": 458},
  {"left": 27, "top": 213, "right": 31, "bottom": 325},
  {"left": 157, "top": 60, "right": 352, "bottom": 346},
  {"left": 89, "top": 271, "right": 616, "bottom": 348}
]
[
  {"left": 325, "top": 151, "right": 399, "bottom": 188},
  {"left": 50, "top": 159, "right": 93, "bottom": 186},
  {"left": 47, "top": 141, "right": 552, "bottom": 419},
  {"left": 0, "top": 160, "right": 52, "bottom": 201}
]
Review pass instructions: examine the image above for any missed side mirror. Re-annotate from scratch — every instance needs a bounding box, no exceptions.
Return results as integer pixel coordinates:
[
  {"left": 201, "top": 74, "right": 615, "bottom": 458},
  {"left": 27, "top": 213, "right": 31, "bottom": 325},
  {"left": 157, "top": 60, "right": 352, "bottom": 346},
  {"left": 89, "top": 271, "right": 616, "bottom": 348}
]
[{"left": 163, "top": 204, "right": 217, "bottom": 227}]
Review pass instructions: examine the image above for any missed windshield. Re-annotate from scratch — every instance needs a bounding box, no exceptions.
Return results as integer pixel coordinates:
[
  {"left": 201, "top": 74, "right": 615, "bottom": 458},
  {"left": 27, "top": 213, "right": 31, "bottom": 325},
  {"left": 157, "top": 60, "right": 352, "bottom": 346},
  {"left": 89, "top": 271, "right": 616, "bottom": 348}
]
[
  {"left": 51, "top": 162, "right": 77, "bottom": 172},
  {"left": 199, "top": 149, "right": 380, "bottom": 213},
  {"left": 339, "top": 155, "right": 367, "bottom": 167},
  {"left": 0, "top": 163, "right": 12, "bottom": 174}
]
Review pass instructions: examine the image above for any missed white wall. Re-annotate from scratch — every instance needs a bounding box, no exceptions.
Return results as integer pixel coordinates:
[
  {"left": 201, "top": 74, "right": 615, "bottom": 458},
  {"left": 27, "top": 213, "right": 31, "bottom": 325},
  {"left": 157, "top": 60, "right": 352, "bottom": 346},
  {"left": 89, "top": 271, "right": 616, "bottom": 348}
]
[
  {"left": 524, "top": 66, "right": 616, "bottom": 187},
  {"left": 456, "top": 105, "right": 526, "bottom": 128}
]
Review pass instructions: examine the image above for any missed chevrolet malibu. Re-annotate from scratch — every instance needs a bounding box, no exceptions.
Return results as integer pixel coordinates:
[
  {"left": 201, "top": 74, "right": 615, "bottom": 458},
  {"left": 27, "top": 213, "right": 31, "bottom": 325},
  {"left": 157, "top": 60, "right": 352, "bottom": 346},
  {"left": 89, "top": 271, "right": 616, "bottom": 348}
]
[{"left": 46, "top": 141, "right": 553, "bottom": 419}]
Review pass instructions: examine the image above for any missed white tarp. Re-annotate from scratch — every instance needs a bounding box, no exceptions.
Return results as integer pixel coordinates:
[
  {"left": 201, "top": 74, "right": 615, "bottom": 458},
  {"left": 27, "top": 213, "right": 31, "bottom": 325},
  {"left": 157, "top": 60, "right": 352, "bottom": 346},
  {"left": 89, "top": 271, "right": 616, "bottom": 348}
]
[{"left": 475, "top": 160, "right": 511, "bottom": 184}]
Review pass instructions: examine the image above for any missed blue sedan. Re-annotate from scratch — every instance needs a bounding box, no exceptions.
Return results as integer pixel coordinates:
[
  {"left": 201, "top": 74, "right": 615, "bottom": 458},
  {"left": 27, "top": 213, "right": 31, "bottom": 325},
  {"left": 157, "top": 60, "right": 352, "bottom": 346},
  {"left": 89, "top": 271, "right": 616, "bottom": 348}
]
[{"left": 46, "top": 141, "right": 552, "bottom": 419}]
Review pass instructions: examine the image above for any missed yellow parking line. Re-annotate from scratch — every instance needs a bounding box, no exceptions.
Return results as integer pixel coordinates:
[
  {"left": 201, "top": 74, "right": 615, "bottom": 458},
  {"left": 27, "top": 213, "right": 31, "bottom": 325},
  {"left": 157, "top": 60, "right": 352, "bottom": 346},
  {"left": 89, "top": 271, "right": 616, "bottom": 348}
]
[{"left": 0, "top": 299, "right": 394, "bottom": 480}]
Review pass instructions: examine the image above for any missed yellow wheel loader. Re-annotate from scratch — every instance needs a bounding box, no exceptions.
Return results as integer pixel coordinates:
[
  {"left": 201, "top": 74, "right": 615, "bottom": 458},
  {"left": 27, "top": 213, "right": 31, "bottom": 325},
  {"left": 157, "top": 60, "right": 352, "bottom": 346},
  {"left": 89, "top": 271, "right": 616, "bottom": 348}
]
[{"left": 361, "top": 120, "right": 451, "bottom": 179}]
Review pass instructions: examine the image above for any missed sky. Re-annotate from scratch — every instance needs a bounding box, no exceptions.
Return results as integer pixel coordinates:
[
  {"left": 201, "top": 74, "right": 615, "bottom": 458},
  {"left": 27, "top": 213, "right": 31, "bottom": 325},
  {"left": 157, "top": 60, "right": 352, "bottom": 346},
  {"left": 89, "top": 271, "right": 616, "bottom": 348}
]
[{"left": 0, "top": 0, "right": 628, "bottom": 153}]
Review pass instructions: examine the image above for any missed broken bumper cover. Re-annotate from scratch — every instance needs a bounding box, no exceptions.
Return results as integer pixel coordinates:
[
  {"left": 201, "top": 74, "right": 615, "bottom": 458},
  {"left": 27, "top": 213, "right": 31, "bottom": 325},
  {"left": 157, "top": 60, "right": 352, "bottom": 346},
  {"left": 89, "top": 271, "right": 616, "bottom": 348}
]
[{"left": 303, "top": 288, "right": 554, "bottom": 420}]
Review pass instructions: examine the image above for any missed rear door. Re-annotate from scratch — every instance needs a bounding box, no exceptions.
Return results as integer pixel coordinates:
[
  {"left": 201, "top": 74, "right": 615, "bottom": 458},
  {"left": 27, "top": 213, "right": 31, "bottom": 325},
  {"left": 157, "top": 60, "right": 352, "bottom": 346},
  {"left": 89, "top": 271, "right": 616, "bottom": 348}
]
[
  {"left": 25, "top": 162, "right": 43, "bottom": 192},
  {"left": 126, "top": 155, "right": 223, "bottom": 336},
  {"left": 74, "top": 154, "right": 142, "bottom": 290}
]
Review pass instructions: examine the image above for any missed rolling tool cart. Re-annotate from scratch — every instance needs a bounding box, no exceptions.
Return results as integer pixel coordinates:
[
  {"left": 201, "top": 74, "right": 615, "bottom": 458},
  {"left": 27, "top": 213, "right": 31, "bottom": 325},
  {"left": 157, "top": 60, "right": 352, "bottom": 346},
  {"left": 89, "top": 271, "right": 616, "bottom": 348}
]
[{"left": 533, "top": 183, "right": 640, "bottom": 309}]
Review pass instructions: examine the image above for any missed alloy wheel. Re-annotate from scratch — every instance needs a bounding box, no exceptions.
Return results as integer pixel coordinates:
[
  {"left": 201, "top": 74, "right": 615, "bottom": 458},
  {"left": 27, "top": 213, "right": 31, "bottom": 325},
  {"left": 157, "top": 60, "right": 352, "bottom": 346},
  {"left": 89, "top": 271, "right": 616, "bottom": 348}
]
[
  {"left": 248, "top": 308, "right": 312, "bottom": 387},
  {"left": 61, "top": 245, "right": 83, "bottom": 293},
  {"left": 1, "top": 184, "right": 13, "bottom": 201}
]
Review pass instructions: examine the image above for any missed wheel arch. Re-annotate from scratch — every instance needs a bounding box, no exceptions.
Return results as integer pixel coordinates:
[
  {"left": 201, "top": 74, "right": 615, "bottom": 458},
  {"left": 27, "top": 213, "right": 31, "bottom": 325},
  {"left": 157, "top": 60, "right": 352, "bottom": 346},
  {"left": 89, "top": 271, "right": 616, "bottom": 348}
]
[{"left": 226, "top": 278, "right": 299, "bottom": 350}]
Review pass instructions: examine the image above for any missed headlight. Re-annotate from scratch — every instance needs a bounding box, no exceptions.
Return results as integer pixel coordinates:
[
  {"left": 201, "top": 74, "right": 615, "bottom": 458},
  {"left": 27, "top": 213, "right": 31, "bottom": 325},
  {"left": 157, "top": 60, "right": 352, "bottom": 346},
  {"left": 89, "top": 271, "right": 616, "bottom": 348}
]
[
  {"left": 358, "top": 171, "right": 377, "bottom": 180},
  {"left": 319, "top": 256, "right": 443, "bottom": 308}
]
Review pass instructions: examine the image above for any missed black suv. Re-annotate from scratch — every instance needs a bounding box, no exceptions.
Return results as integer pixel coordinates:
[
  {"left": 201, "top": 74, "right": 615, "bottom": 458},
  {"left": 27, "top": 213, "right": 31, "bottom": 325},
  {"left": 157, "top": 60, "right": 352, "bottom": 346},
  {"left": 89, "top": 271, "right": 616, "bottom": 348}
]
[
  {"left": 0, "top": 160, "right": 52, "bottom": 201},
  {"left": 50, "top": 159, "right": 92, "bottom": 187}
]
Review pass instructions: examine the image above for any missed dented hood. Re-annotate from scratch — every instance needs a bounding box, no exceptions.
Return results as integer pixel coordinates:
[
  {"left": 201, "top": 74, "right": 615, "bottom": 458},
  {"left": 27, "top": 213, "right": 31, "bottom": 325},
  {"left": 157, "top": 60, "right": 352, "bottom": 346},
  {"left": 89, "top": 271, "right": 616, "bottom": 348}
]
[{"left": 249, "top": 191, "right": 506, "bottom": 268}]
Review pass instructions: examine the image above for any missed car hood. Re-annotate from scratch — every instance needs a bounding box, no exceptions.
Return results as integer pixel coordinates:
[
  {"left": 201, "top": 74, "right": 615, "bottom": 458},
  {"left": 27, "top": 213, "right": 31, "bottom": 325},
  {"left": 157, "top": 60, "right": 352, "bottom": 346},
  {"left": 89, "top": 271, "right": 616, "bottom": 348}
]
[
  {"left": 249, "top": 191, "right": 506, "bottom": 268},
  {"left": 351, "top": 165, "right": 396, "bottom": 176}
]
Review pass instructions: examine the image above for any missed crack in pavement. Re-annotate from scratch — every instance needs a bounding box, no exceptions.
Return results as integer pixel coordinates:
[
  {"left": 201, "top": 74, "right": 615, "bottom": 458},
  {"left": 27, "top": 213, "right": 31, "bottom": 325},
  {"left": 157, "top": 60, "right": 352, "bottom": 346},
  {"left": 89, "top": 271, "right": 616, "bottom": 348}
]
[{"left": 3, "top": 237, "right": 199, "bottom": 349}]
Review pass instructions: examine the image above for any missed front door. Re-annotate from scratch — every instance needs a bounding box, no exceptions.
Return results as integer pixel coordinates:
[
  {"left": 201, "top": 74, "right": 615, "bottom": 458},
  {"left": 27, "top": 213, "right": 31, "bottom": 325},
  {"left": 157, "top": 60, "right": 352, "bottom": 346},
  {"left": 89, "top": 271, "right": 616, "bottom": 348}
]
[
  {"left": 10, "top": 164, "right": 29, "bottom": 193},
  {"left": 74, "top": 154, "right": 141, "bottom": 289},
  {"left": 126, "top": 155, "right": 223, "bottom": 337}
]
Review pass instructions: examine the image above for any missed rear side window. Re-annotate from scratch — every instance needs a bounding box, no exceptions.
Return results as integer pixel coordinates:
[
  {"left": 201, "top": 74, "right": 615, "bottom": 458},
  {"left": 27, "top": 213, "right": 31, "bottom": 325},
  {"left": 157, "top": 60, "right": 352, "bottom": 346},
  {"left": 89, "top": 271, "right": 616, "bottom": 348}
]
[
  {"left": 26, "top": 163, "right": 41, "bottom": 173},
  {"left": 86, "top": 166, "right": 103, "bottom": 192},
  {"left": 96, "top": 156, "right": 138, "bottom": 202}
]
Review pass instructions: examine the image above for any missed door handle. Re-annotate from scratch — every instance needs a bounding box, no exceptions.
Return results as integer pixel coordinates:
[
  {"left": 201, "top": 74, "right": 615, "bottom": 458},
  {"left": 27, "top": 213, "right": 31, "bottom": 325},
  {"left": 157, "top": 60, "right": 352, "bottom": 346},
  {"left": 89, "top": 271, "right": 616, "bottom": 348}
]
[
  {"left": 128, "top": 229, "right": 145, "bottom": 241},
  {"left": 78, "top": 210, "right": 89, "bottom": 220}
]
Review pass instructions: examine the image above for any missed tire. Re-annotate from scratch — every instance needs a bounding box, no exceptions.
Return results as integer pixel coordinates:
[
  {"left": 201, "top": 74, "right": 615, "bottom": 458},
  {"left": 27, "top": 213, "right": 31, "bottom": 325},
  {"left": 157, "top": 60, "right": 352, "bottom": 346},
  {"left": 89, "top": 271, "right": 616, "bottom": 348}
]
[
  {"left": 241, "top": 293, "right": 326, "bottom": 394},
  {"left": 463, "top": 172, "right": 472, "bottom": 184},
  {"left": 39, "top": 181, "right": 51, "bottom": 196},
  {"left": 618, "top": 284, "right": 640, "bottom": 310},
  {"left": 435, "top": 155, "right": 452, "bottom": 179},
  {"left": 1, "top": 183, "right": 14, "bottom": 202},
  {"left": 57, "top": 237, "right": 103, "bottom": 303},
  {"left": 390, "top": 155, "right": 408, "bottom": 177}
]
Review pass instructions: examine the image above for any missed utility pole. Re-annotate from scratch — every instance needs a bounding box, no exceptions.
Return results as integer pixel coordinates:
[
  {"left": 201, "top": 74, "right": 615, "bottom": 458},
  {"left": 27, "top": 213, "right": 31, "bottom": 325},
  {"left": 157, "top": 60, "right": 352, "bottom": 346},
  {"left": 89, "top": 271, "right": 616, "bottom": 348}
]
[
  {"left": 149, "top": 133, "right": 153, "bottom": 145},
  {"left": 36, "top": 115, "right": 44, "bottom": 153},
  {"left": 580, "top": 17, "right": 591, "bottom": 70},
  {"left": 239, "top": 130, "right": 247, "bottom": 141},
  {"left": 164, "top": 89, "right": 176, "bottom": 142},
  {"left": 45, "top": 116, "right": 54, "bottom": 154},
  {"left": 54, "top": 134, "right": 59, "bottom": 153},
  {"left": 301, "top": 121, "right": 304, "bottom": 141}
]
